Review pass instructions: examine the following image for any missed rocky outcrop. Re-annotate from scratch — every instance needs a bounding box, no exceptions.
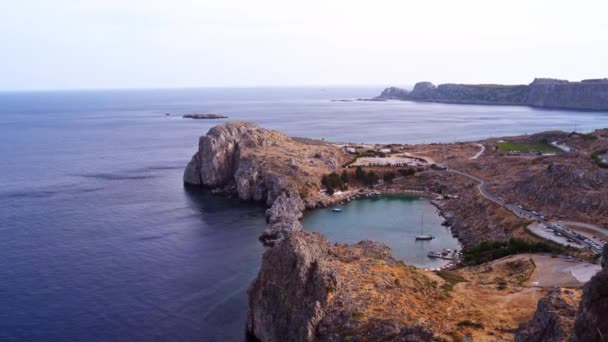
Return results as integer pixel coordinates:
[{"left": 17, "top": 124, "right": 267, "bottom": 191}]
[
  {"left": 515, "top": 288, "right": 581, "bottom": 342},
  {"left": 572, "top": 245, "right": 608, "bottom": 341},
  {"left": 183, "top": 121, "right": 288, "bottom": 189},
  {"left": 247, "top": 231, "right": 436, "bottom": 341},
  {"left": 184, "top": 121, "right": 348, "bottom": 244},
  {"left": 377, "top": 86, "right": 409, "bottom": 100},
  {"left": 376, "top": 78, "right": 608, "bottom": 111},
  {"left": 260, "top": 191, "right": 305, "bottom": 246},
  {"left": 247, "top": 231, "right": 337, "bottom": 342}
]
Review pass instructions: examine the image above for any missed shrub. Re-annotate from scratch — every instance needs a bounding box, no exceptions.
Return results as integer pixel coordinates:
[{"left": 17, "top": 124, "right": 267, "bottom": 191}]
[
  {"left": 435, "top": 270, "right": 466, "bottom": 291},
  {"left": 398, "top": 168, "right": 416, "bottom": 176},
  {"left": 457, "top": 320, "right": 484, "bottom": 329},
  {"left": 383, "top": 172, "right": 396, "bottom": 183},
  {"left": 322, "top": 172, "right": 346, "bottom": 192},
  {"left": 351, "top": 310, "right": 364, "bottom": 318}
]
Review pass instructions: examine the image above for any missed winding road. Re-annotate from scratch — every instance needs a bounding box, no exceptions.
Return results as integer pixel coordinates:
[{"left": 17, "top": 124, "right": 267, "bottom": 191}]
[{"left": 416, "top": 145, "right": 603, "bottom": 254}]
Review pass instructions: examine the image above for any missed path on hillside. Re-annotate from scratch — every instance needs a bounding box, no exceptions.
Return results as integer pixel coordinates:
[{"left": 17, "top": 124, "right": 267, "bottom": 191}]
[{"left": 470, "top": 143, "right": 485, "bottom": 160}]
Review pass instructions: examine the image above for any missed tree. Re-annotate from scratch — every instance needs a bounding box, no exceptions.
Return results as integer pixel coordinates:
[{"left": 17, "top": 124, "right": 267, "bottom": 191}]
[
  {"left": 341, "top": 170, "right": 349, "bottom": 183},
  {"left": 383, "top": 172, "right": 396, "bottom": 183},
  {"left": 355, "top": 166, "right": 365, "bottom": 180}
]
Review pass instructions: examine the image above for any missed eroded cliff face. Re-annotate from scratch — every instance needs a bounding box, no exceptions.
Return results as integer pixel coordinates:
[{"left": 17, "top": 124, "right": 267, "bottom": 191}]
[
  {"left": 247, "top": 231, "right": 436, "bottom": 342},
  {"left": 528, "top": 78, "right": 608, "bottom": 110},
  {"left": 184, "top": 121, "right": 348, "bottom": 245},
  {"left": 247, "top": 231, "right": 336, "bottom": 342},
  {"left": 376, "top": 78, "right": 608, "bottom": 110},
  {"left": 571, "top": 245, "right": 608, "bottom": 342}
]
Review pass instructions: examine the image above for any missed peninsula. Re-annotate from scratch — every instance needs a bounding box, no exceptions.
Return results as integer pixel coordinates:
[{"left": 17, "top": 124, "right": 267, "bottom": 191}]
[
  {"left": 375, "top": 78, "right": 608, "bottom": 111},
  {"left": 184, "top": 121, "right": 608, "bottom": 341}
]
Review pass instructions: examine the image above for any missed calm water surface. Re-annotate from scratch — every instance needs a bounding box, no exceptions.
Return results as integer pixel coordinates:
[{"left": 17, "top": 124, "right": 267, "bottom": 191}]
[
  {"left": 302, "top": 195, "right": 461, "bottom": 268},
  {"left": 1, "top": 87, "right": 608, "bottom": 341}
]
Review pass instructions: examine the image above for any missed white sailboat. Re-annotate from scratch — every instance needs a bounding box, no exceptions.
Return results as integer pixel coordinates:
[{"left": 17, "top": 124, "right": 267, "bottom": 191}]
[{"left": 415, "top": 210, "right": 435, "bottom": 241}]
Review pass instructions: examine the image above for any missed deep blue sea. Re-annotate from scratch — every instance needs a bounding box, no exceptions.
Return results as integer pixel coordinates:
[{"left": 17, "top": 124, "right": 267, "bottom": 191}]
[{"left": 1, "top": 87, "right": 608, "bottom": 341}]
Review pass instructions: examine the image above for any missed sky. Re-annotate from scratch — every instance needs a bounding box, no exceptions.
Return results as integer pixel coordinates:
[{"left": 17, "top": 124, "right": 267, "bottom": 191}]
[{"left": 1, "top": 0, "right": 607, "bottom": 91}]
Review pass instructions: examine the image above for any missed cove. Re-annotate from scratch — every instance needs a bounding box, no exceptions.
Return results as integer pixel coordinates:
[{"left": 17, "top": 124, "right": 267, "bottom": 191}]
[{"left": 301, "top": 194, "right": 461, "bottom": 268}]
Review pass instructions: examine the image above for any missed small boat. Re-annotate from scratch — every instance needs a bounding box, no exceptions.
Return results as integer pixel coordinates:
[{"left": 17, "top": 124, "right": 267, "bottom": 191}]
[
  {"left": 427, "top": 251, "right": 442, "bottom": 258},
  {"left": 415, "top": 210, "right": 435, "bottom": 241},
  {"left": 332, "top": 208, "right": 342, "bottom": 212}
]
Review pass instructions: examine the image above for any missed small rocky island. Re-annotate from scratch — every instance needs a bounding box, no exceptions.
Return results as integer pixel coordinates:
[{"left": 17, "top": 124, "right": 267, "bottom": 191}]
[
  {"left": 184, "top": 121, "right": 608, "bottom": 341},
  {"left": 182, "top": 113, "right": 228, "bottom": 119},
  {"left": 375, "top": 78, "right": 608, "bottom": 111}
]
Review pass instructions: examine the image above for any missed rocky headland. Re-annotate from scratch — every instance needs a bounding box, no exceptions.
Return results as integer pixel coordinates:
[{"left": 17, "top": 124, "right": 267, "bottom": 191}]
[
  {"left": 375, "top": 78, "right": 608, "bottom": 111},
  {"left": 184, "top": 121, "right": 607, "bottom": 341},
  {"left": 183, "top": 121, "right": 349, "bottom": 245}
]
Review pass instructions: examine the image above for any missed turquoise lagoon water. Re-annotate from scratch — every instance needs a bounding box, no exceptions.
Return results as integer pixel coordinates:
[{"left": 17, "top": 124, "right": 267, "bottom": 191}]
[{"left": 302, "top": 195, "right": 461, "bottom": 268}]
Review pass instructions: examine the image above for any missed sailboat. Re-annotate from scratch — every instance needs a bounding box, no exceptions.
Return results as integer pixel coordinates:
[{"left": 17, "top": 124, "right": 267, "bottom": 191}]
[{"left": 415, "top": 210, "right": 435, "bottom": 241}]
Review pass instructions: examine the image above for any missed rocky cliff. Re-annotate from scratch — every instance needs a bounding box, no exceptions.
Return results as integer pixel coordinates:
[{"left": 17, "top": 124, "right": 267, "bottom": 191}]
[
  {"left": 184, "top": 121, "right": 348, "bottom": 245},
  {"left": 247, "top": 231, "right": 437, "bottom": 341},
  {"left": 571, "top": 245, "right": 608, "bottom": 341},
  {"left": 247, "top": 229, "right": 553, "bottom": 341},
  {"left": 376, "top": 78, "right": 608, "bottom": 111},
  {"left": 528, "top": 78, "right": 608, "bottom": 110}
]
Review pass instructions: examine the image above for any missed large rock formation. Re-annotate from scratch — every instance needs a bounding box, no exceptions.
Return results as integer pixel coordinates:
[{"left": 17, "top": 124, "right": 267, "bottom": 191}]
[
  {"left": 571, "top": 245, "right": 608, "bottom": 341},
  {"left": 528, "top": 78, "right": 608, "bottom": 111},
  {"left": 184, "top": 121, "right": 348, "bottom": 245},
  {"left": 376, "top": 78, "right": 608, "bottom": 111},
  {"left": 377, "top": 86, "right": 409, "bottom": 100},
  {"left": 247, "top": 231, "right": 336, "bottom": 341},
  {"left": 515, "top": 288, "right": 581, "bottom": 342},
  {"left": 247, "top": 231, "right": 436, "bottom": 341}
]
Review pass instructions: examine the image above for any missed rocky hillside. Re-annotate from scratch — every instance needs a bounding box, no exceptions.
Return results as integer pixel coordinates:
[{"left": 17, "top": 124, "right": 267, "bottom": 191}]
[
  {"left": 248, "top": 230, "right": 552, "bottom": 341},
  {"left": 376, "top": 78, "right": 608, "bottom": 111}
]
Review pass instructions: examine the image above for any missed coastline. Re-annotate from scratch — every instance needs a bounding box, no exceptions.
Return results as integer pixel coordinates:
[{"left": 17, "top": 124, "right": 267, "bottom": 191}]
[{"left": 184, "top": 121, "right": 607, "bottom": 341}]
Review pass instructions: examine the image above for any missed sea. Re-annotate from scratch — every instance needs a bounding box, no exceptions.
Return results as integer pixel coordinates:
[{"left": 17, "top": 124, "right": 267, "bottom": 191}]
[{"left": 1, "top": 87, "right": 608, "bottom": 341}]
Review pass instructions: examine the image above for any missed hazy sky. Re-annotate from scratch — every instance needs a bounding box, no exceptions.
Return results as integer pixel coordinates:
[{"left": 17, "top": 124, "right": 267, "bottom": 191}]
[{"left": 1, "top": 0, "right": 607, "bottom": 90}]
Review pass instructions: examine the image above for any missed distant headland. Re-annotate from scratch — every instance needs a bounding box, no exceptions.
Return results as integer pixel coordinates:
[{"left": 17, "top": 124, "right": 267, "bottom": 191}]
[{"left": 375, "top": 78, "right": 608, "bottom": 111}]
